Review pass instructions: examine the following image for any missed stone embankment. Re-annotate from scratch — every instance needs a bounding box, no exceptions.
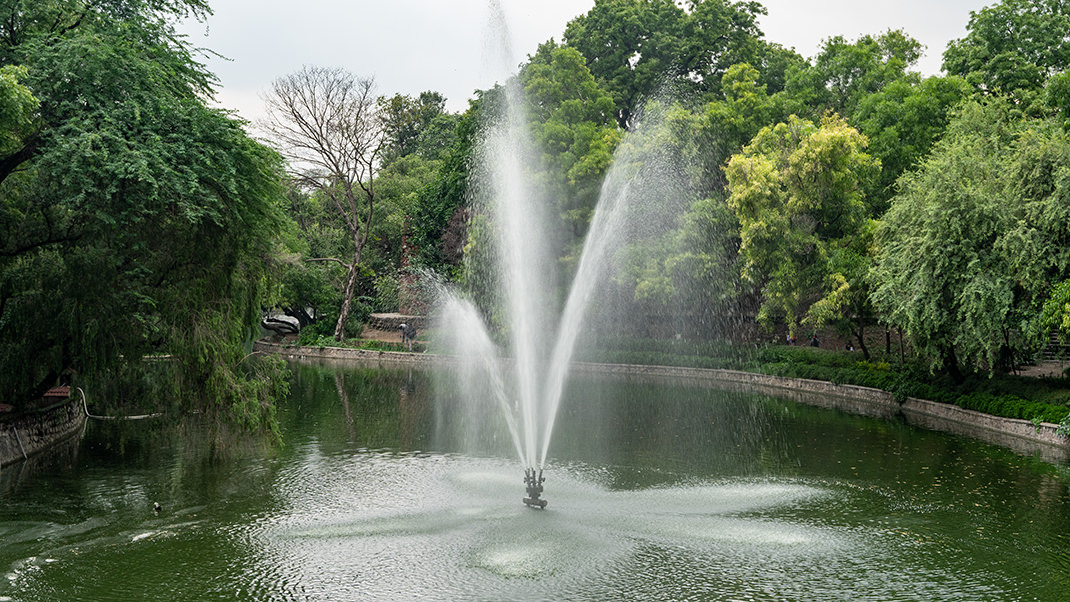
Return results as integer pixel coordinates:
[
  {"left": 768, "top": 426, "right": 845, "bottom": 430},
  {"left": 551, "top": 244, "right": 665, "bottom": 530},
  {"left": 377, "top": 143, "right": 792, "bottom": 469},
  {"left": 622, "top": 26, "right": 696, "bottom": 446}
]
[
  {"left": 0, "top": 396, "right": 87, "bottom": 469},
  {"left": 255, "top": 340, "right": 1070, "bottom": 463}
]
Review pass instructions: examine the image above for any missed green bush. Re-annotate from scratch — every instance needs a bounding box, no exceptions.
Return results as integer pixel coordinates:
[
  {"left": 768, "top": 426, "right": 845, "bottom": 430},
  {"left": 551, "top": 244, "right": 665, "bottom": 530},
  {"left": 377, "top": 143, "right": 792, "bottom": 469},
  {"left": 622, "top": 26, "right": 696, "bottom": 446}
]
[{"left": 757, "top": 347, "right": 1069, "bottom": 425}]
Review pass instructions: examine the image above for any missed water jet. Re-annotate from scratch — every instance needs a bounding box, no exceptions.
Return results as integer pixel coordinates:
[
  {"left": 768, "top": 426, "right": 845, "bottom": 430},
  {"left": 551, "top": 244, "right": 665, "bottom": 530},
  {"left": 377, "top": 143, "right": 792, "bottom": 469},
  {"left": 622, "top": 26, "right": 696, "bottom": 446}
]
[{"left": 435, "top": 2, "right": 689, "bottom": 509}]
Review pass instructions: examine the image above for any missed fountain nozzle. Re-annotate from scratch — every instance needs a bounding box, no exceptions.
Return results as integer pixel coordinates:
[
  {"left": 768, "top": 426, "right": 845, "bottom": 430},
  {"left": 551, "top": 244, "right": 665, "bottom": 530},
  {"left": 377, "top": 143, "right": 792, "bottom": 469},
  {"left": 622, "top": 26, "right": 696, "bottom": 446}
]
[{"left": 523, "top": 468, "right": 547, "bottom": 509}]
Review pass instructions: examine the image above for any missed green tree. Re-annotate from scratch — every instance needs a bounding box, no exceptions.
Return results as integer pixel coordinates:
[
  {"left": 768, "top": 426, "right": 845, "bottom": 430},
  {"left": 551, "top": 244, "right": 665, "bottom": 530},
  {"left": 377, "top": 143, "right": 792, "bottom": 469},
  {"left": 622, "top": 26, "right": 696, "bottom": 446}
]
[
  {"left": 873, "top": 98, "right": 1070, "bottom": 376},
  {"left": 852, "top": 75, "right": 972, "bottom": 213},
  {"left": 1046, "top": 70, "right": 1070, "bottom": 125},
  {"left": 0, "top": 65, "right": 37, "bottom": 158},
  {"left": 700, "top": 62, "right": 784, "bottom": 193},
  {"left": 1000, "top": 116, "right": 1070, "bottom": 349},
  {"left": 678, "top": 0, "right": 768, "bottom": 94},
  {"left": 520, "top": 41, "right": 621, "bottom": 240},
  {"left": 563, "top": 0, "right": 766, "bottom": 129},
  {"left": 379, "top": 91, "right": 458, "bottom": 164},
  {"left": 563, "top": 0, "right": 686, "bottom": 129},
  {"left": 0, "top": 0, "right": 289, "bottom": 425},
  {"left": 626, "top": 193, "right": 748, "bottom": 339},
  {"left": 943, "top": 0, "right": 1070, "bottom": 98},
  {"left": 753, "top": 43, "right": 807, "bottom": 96},
  {"left": 272, "top": 183, "right": 348, "bottom": 340},
  {"left": 870, "top": 99, "right": 1024, "bottom": 379},
  {"left": 408, "top": 101, "right": 482, "bottom": 277},
  {"left": 779, "top": 30, "right": 924, "bottom": 120},
  {"left": 725, "top": 114, "right": 879, "bottom": 347}
]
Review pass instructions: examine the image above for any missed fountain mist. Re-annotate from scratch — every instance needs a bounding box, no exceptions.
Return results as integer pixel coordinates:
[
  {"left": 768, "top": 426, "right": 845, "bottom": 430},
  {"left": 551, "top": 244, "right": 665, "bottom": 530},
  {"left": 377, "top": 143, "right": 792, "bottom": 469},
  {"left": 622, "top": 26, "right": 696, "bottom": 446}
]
[{"left": 436, "top": 4, "right": 690, "bottom": 505}]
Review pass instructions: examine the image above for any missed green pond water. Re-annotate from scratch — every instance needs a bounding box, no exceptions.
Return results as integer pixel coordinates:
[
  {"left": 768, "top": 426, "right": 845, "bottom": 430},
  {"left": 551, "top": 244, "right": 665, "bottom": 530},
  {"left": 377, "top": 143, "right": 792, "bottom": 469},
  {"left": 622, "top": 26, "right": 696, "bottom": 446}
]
[{"left": 1, "top": 360, "right": 1069, "bottom": 601}]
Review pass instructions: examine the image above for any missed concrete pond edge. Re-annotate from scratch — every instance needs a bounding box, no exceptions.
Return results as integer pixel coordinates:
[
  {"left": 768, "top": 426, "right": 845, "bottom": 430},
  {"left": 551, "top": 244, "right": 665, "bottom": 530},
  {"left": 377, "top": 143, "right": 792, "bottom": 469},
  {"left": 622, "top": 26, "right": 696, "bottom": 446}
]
[
  {"left": 0, "top": 397, "right": 87, "bottom": 470},
  {"left": 7, "top": 339, "right": 1058, "bottom": 473},
  {"left": 255, "top": 339, "right": 1070, "bottom": 464}
]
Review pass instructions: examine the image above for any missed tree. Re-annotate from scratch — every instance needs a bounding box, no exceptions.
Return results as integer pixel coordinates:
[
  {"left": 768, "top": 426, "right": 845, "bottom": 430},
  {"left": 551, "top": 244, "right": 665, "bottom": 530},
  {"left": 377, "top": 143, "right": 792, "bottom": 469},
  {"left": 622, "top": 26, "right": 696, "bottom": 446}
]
[
  {"left": 563, "top": 0, "right": 686, "bottom": 129},
  {"left": 0, "top": 65, "right": 37, "bottom": 159},
  {"left": 1000, "top": 114, "right": 1070, "bottom": 350},
  {"left": 519, "top": 41, "right": 621, "bottom": 240},
  {"left": 873, "top": 97, "right": 1070, "bottom": 377},
  {"left": 408, "top": 102, "right": 481, "bottom": 277},
  {"left": 778, "top": 30, "right": 924, "bottom": 120},
  {"left": 870, "top": 99, "right": 1023, "bottom": 379},
  {"left": 563, "top": 0, "right": 766, "bottom": 129},
  {"left": 379, "top": 91, "right": 458, "bottom": 164},
  {"left": 725, "top": 114, "right": 879, "bottom": 348},
  {"left": 700, "top": 62, "right": 784, "bottom": 193},
  {"left": 262, "top": 66, "right": 386, "bottom": 341},
  {"left": 679, "top": 0, "right": 768, "bottom": 94},
  {"left": 943, "top": 0, "right": 1070, "bottom": 98},
  {"left": 852, "top": 75, "right": 972, "bottom": 213},
  {"left": 0, "top": 0, "right": 289, "bottom": 425},
  {"left": 626, "top": 192, "right": 748, "bottom": 339}
]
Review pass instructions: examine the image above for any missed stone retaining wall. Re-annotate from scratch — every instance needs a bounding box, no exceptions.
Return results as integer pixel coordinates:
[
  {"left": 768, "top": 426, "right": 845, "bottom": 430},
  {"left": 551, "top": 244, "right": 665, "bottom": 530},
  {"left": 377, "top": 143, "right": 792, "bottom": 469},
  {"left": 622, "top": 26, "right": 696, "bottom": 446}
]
[
  {"left": 253, "top": 340, "right": 1070, "bottom": 462},
  {"left": 0, "top": 397, "right": 87, "bottom": 470},
  {"left": 258, "top": 339, "right": 437, "bottom": 365}
]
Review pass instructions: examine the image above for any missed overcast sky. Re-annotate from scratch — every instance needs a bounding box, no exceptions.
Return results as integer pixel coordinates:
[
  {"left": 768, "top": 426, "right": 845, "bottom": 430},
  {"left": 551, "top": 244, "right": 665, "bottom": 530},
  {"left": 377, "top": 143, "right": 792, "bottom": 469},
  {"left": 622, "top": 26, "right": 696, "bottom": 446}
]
[{"left": 178, "top": 0, "right": 994, "bottom": 123}]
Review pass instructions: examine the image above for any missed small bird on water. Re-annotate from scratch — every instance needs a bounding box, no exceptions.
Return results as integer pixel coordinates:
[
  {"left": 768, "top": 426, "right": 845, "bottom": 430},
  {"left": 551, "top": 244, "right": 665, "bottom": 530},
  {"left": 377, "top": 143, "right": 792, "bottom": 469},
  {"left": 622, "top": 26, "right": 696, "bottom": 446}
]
[{"left": 153, "top": 502, "right": 162, "bottom": 513}]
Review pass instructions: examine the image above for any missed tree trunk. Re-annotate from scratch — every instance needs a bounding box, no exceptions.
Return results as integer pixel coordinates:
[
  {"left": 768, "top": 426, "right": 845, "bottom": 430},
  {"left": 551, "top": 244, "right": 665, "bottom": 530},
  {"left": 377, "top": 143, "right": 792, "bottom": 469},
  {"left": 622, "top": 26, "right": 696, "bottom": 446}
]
[
  {"left": 333, "top": 264, "right": 359, "bottom": 341},
  {"left": 854, "top": 323, "right": 871, "bottom": 361},
  {"left": 942, "top": 345, "right": 964, "bottom": 384},
  {"left": 898, "top": 327, "right": 905, "bottom": 364}
]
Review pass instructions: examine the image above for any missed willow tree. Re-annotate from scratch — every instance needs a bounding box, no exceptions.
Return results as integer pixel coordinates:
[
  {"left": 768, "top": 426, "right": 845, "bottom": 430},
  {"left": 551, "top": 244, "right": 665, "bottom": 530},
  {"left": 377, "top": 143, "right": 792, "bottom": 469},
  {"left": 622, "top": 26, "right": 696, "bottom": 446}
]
[
  {"left": 872, "top": 98, "right": 1070, "bottom": 377},
  {"left": 262, "top": 66, "right": 386, "bottom": 341},
  {"left": 0, "top": 0, "right": 289, "bottom": 425}
]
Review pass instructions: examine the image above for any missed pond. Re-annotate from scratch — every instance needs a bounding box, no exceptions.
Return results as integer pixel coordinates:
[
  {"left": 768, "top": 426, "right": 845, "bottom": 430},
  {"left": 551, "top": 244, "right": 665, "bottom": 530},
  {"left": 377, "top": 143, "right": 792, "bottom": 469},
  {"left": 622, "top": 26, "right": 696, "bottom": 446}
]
[{"left": 1, "top": 360, "right": 1069, "bottom": 601}]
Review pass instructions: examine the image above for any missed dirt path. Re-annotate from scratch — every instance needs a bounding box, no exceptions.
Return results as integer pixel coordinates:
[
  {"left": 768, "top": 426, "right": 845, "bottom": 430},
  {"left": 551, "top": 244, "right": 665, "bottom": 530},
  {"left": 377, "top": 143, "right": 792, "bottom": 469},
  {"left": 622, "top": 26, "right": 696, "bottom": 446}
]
[{"left": 1018, "top": 360, "right": 1069, "bottom": 378}]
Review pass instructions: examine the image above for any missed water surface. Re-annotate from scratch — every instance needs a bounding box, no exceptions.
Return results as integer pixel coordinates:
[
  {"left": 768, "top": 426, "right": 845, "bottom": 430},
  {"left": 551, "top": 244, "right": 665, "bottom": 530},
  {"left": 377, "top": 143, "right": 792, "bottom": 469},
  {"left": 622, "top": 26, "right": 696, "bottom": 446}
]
[{"left": 2, "top": 361, "right": 1068, "bottom": 601}]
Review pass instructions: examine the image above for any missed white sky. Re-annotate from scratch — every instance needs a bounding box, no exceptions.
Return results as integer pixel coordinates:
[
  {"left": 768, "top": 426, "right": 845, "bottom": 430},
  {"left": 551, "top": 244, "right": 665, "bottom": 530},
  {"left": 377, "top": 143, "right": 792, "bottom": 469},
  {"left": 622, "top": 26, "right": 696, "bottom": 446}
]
[{"left": 178, "top": 0, "right": 994, "bottom": 123}]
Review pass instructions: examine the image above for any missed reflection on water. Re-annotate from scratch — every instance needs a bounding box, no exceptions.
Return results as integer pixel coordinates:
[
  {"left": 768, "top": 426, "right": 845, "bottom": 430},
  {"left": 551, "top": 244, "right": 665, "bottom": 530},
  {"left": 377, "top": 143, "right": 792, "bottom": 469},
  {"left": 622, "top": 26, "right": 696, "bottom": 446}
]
[{"left": 1, "top": 360, "right": 1069, "bottom": 601}]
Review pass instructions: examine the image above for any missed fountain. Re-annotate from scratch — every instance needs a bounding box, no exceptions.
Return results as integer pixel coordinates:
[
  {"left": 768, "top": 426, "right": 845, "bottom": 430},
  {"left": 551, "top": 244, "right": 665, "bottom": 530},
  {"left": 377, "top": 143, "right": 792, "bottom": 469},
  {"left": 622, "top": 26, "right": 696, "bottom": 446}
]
[
  {"left": 435, "top": 6, "right": 689, "bottom": 508},
  {"left": 522, "top": 468, "right": 546, "bottom": 509},
  {"left": 3, "top": 9, "right": 1069, "bottom": 600}
]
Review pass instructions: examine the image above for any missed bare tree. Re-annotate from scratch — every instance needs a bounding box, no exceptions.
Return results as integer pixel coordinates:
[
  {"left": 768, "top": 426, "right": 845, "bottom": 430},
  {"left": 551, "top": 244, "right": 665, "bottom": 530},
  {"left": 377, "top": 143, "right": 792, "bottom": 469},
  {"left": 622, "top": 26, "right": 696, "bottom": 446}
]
[{"left": 261, "top": 66, "right": 385, "bottom": 341}]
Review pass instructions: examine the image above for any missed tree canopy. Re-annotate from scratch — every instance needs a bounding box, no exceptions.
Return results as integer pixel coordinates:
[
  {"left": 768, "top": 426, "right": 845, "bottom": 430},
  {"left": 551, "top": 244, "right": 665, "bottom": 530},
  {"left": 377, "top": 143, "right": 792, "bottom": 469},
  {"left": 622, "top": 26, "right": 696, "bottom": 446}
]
[
  {"left": 563, "top": 0, "right": 767, "bottom": 129},
  {"left": 0, "top": 0, "right": 288, "bottom": 425},
  {"left": 943, "top": 0, "right": 1070, "bottom": 97},
  {"left": 520, "top": 41, "right": 621, "bottom": 240},
  {"left": 871, "top": 98, "right": 1070, "bottom": 377},
  {"left": 726, "top": 114, "right": 879, "bottom": 339}
]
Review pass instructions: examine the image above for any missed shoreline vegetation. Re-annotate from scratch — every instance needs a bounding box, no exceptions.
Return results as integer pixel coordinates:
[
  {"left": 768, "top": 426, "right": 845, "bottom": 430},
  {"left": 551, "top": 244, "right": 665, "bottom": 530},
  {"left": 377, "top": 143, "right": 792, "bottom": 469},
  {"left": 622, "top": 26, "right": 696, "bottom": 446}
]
[
  {"left": 254, "top": 336, "right": 1070, "bottom": 461},
  {"left": 8, "top": 0, "right": 1070, "bottom": 452}
]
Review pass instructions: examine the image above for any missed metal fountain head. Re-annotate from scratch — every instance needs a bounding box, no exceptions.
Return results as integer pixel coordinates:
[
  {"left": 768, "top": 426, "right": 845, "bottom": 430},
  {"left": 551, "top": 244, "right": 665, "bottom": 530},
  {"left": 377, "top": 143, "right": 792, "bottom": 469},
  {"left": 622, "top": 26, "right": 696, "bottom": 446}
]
[{"left": 523, "top": 468, "right": 547, "bottom": 509}]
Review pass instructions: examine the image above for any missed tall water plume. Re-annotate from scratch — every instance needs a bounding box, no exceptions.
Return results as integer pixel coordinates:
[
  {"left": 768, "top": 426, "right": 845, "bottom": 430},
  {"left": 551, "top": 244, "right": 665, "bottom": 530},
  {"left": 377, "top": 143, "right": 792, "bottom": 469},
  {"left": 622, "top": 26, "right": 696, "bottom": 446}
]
[{"left": 435, "top": 3, "right": 691, "bottom": 492}]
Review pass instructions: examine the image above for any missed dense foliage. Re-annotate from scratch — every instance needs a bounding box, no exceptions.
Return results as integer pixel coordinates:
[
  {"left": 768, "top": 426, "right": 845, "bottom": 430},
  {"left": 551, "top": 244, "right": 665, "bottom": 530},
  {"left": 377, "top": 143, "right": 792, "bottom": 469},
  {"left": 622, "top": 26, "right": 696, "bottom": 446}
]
[
  {"left": 6, "top": 0, "right": 1070, "bottom": 428},
  {"left": 871, "top": 98, "right": 1070, "bottom": 379},
  {"left": 0, "top": 0, "right": 288, "bottom": 426},
  {"left": 275, "top": 0, "right": 1070, "bottom": 421},
  {"left": 726, "top": 114, "right": 879, "bottom": 343}
]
